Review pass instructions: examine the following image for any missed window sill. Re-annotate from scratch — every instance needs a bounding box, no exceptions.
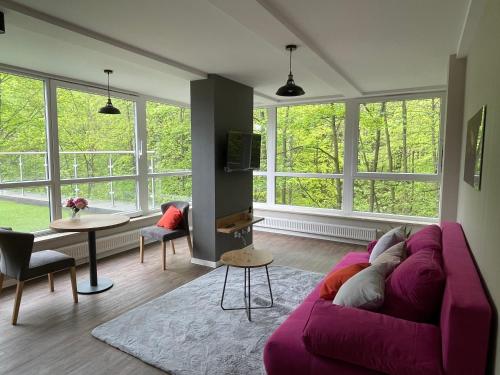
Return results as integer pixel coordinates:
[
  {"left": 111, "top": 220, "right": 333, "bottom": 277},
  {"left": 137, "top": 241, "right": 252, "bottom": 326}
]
[{"left": 252, "top": 203, "right": 438, "bottom": 226}]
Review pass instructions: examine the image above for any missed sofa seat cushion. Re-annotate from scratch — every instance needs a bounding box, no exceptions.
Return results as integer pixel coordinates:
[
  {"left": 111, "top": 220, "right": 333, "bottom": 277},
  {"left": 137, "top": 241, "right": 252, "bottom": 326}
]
[
  {"left": 264, "top": 300, "right": 383, "bottom": 375},
  {"left": 406, "top": 224, "right": 442, "bottom": 255},
  {"left": 303, "top": 300, "right": 443, "bottom": 375},
  {"left": 381, "top": 249, "right": 445, "bottom": 323},
  {"left": 140, "top": 226, "right": 187, "bottom": 242},
  {"left": 24, "top": 250, "right": 76, "bottom": 280}
]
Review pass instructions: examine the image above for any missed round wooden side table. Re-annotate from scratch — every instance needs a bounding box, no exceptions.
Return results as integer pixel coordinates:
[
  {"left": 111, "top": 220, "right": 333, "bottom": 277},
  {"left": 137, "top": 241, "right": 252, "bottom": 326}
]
[{"left": 220, "top": 248, "right": 274, "bottom": 321}]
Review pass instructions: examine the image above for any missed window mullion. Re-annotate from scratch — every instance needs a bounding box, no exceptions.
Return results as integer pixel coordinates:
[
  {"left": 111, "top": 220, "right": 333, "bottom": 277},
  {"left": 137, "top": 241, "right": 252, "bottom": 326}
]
[
  {"left": 135, "top": 97, "right": 149, "bottom": 214},
  {"left": 266, "top": 107, "right": 277, "bottom": 205},
  {"left": 342, "top": 99, "right": 357, "bottom": 214},
  {"left": 45, "top": 79, "right": 62, "bottom": 220}
]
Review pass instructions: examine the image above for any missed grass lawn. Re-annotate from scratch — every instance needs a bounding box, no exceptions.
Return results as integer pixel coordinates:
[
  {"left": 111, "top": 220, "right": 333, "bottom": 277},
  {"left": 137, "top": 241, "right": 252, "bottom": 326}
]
[{"left": 0, "top": 200, "right": 50, "bottom": 232}]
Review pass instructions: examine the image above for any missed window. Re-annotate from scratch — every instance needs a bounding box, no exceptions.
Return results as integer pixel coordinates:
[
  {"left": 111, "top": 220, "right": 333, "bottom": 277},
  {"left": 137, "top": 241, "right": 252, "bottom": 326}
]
[
  {"left": 253, "top": 108, "right": 267, "bottom": 202},
  {"left": 275, "top": 103, "right": 345, "bottom": 209},
  {"left": 0, "top": 72, "right": 51, "bottom": 231},
  {"left": 354, "top": 98, "right": 441, "bottom": 217},
  {"left": 57, "top": 86, "right": 138, "bottom": 215},
  {"left": 146, "top": 101, "right": 192, "bottom": 208}
]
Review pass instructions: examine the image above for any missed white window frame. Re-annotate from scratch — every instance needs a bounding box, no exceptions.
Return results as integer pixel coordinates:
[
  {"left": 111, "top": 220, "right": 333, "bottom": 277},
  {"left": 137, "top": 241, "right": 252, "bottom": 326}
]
[
  {"left": 0, "top": 65, "right": 193, "bottom": 234},
  {"left": 253, "top": 91, "right": 445, "bottom": 222}
]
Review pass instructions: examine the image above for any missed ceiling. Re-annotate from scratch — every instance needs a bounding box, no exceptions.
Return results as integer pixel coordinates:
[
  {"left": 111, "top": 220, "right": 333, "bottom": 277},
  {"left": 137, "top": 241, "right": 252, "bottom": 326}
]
[{"left": 0, "top": 0, "right": 470, "bottom": 106}]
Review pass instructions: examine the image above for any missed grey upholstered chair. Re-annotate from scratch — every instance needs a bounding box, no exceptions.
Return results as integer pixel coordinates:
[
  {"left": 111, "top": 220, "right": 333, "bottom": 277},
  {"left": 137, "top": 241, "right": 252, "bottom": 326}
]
[
  {"left": 139, "top": 201, "right": 193, "bottom": 270},
  {"left": 0, "top": 228, "right": 78, "bottom": 325}
]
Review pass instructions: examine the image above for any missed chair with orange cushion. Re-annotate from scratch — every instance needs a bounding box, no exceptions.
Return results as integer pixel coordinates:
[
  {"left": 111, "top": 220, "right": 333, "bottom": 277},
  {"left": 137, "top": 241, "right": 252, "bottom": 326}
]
[{"left": 139, "top": 201, "right": 193, "bottom": 270}]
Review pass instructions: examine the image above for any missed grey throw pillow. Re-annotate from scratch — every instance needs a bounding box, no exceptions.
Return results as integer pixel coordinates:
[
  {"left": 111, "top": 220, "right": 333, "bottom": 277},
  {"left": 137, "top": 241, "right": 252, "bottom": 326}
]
[
  {"left": 371, "top": 241, "right": 407, "bottom": 271},
  {"left": 369, "top": 226, "right": 406, "bottom": 263},
  {"left": 333, "top": 264, "right": 389, "bottom": 310}
]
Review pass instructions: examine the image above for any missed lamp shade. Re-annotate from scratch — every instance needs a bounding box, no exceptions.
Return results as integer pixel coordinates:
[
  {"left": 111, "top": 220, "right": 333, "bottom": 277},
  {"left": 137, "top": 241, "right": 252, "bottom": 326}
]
[
  {"left": 0, "top": 11, "right": 5, "bottom": 34},
  {"left": 99, "top": 99, "right": 121, "bottom": 114},
  {"left": 276, "top": 73, "right": 305, "bottom": 97}
]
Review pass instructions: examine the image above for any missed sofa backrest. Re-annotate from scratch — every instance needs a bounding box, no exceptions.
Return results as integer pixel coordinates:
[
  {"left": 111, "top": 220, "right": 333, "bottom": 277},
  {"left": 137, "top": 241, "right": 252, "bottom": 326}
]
[{"left": 440, "top": 222, "right": 491, "bottom": 375}]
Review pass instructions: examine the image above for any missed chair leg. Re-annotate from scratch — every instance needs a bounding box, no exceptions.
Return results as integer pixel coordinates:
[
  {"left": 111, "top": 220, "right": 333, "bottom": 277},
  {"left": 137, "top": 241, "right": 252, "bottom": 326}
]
[
  {"left": 12, "top": 281, "right": 24, "bottom": 325},
  {"left": 139, "top": 235, "right": 145, "bottom": 263},
  {"left": 0, "top": 273, "right": 4, "bottom": 295},
  {"left": 70, "top": 267, "right": 78, "bottom": 304},
  {"left": 48, "top": 273, "right": 54, "bottom": 292},
  {"left": 171, "top": 240, "right": 176, "bottom": 255},
  {"left": 162, "top": 241, "right": 167, "bottom": 271},
  {"left": 187, "top": 233, "right": 193, "bottom": 258}
]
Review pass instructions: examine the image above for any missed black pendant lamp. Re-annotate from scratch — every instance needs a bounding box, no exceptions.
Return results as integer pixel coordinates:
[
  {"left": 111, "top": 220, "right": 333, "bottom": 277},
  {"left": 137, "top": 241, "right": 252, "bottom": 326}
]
[
  {"left": 98, "top": 69, "right": 121, "bottom": 114},
  {"left": 0, "top": 11, "right": 5, "bottom": 34},
  {"left": 276, "top": 44, "right": 305, "bottom": 97}
]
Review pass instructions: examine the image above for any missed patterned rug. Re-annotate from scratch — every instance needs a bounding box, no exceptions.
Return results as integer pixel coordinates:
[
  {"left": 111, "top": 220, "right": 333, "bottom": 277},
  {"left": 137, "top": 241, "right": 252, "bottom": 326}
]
[{"left": 92, "top": 265, "right": 323, "bottom": 375}]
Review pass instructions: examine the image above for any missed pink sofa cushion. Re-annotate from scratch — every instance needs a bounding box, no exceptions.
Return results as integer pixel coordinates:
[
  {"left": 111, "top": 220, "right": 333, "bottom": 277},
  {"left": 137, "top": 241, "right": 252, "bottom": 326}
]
[
  {"left": 381, "top": 249, "right": 445, "bottom": 323},
  {"left": 303, "top": 300, "right": 443, "bottom": 375},
  {"left": 406, "top": 224, "right": 442, "bottom": 255}
]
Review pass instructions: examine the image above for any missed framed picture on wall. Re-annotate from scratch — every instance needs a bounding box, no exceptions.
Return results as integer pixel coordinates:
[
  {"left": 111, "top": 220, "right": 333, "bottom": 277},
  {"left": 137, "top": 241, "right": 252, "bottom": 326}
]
[{"left": 464, "top": 105, "right": 487, "bottom": 190}]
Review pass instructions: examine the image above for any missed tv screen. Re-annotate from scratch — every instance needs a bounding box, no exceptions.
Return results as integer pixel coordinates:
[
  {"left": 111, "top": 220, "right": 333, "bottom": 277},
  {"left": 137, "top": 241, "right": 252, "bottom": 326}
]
[{"left": 225, "top": 131, "right": 261, "bottom": 172}]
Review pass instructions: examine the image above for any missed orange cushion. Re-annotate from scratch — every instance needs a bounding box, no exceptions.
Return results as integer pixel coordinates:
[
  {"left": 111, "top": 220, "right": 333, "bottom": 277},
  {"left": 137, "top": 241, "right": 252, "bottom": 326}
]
[
  {"left": 156, "top": 206, "right": 183, "bottom": 230},
  {"left": 320, "top": 263, "right": 371, "bottom": 300}
]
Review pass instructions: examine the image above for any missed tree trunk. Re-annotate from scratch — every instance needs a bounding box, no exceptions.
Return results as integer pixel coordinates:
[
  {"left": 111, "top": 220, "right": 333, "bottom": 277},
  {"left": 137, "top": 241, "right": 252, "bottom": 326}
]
[{"left": 330, "top": 105, "right": 342, "bottom": 208}]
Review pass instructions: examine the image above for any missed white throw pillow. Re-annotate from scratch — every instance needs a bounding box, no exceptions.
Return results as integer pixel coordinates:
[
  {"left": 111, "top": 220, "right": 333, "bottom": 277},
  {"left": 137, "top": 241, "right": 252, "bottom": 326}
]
[
  {"left": 371, "top": 241, "right": 407, "bottom": 271},
  {"left": 333, "top": 264, "right": 389, "bottom": 310},
  {"left": 369, "top": 226, "right": 406, "bottom": 263}
]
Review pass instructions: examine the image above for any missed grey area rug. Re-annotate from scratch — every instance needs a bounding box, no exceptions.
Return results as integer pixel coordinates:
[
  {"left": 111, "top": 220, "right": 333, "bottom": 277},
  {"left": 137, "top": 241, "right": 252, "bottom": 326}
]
[{"left": 92, "top": 265, "right": 323, "bottom": 375}]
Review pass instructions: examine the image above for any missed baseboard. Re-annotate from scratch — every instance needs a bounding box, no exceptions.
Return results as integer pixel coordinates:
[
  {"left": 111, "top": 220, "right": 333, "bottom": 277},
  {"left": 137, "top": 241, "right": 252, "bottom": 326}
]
[
  {"left": 190, "top": 257, "right": 221, "bottom": 268},
  {"left": 253, "top": 226, "right": 369, "bottom": 246}
]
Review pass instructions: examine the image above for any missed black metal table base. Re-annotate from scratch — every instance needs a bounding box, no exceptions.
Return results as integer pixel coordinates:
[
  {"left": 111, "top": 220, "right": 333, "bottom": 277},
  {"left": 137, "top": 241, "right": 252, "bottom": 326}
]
[
  {"left": 77, "top": 277, "right": 114, "bottom": 295},
  {"left": 77, "top": 231, "right": 114, "bottom": 295},
  {"left": 220, "top": 265, "right": 274, "bottom": 321}
]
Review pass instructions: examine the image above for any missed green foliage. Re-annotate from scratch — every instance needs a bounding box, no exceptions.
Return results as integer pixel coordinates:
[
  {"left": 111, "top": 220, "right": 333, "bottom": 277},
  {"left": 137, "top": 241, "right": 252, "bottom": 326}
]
[{"left": 276, "top": 177, "right": 342, "bottom": 209}]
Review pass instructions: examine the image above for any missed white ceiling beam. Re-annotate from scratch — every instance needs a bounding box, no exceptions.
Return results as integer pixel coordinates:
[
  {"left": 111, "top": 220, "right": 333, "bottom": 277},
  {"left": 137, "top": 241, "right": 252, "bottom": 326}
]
[
  {"left": 456, "top": 0, "right": 487, "bottom": 58},
  {"left": 209, "top": 0, "right": 362, "bottom": 98}
]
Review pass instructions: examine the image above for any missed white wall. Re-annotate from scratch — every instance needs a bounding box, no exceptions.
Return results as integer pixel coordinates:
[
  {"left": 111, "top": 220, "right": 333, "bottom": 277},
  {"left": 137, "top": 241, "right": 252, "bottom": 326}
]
[{"left": 456, "top": 0, "right": 500, "bottom": 372}]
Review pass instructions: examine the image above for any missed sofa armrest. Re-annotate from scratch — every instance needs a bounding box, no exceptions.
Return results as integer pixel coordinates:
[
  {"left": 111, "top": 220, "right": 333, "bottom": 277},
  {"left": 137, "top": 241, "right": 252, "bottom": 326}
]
[{"left": 303, "top": 300, "right": 443, "bottom": 375}]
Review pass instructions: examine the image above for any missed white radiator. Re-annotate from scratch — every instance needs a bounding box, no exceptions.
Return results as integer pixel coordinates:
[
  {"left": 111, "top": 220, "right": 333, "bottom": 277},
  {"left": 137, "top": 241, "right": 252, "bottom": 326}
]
[
  {"left": 254, "top": 217, "right": 377, "bottom": 242},
  {"left": 56, "top": 229, "right": 141, "bottom": 261}
]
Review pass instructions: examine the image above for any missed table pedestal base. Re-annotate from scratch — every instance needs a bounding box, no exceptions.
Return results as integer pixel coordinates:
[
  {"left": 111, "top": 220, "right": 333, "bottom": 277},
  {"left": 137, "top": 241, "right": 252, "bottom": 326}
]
[{"left": 77, "top": 277, "right": 113, "bottom": 295}]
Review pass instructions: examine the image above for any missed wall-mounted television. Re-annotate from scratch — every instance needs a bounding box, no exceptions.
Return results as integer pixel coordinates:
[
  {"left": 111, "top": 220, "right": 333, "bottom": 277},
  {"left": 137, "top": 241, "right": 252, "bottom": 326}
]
[{"left": 225, "top": 131, "right": 261, "bottom": 172}]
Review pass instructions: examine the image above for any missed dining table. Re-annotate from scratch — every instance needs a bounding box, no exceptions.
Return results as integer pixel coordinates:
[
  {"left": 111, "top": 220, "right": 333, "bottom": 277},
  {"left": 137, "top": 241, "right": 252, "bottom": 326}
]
[{"left": 50, "top": 214, "right": 130, "bottom": 294}]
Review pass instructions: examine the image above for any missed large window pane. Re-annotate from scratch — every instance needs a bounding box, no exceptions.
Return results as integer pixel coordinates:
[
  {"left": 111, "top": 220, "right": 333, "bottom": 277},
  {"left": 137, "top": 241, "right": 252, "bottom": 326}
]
[
  {"left": 0, "top": 187, "right": 50, "bottom": 232},
  {"left": 148, "top": 176, "right": 192, "bottom": 209},
  {"left": 277, "top": 103, "right": 345, "bottom": 173},
  {"left": 275, "top": 177, "right": 342, "bottom": 209},
  {"left": 57, "top": 88, "right": 136, "bottom": 179},
  {"left": 358, "top": 98, "right": 441, "bottom": 174},
  {"left": 0, "top": 72, "right": 47, "bottom": 183},
  {"left": 253, "top": 176, "right": 266, "bottom": 203},
  {"left": 146, "top": 102, "right": 191, "bottom": 173},
  {"left": 353, "top": 180, "right": 439, "bottom": 217},
  {"left": 61, "top": 180, "right": 137, "bottom": 215},
  {"left": 253, "top": 108, "right": 267, "bottom": 170}
]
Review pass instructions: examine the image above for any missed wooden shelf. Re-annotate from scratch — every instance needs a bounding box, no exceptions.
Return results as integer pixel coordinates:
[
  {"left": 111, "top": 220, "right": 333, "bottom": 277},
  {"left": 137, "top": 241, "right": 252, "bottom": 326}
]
[{"left": 216, "top": 211, "right": 264, "bottom": 234}]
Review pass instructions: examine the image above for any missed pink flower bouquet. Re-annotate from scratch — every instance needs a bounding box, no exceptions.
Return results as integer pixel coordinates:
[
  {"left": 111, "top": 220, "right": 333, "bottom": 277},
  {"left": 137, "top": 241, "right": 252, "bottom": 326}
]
[{"left": 64, "top": 197, "right": 89, "bottom": 218}]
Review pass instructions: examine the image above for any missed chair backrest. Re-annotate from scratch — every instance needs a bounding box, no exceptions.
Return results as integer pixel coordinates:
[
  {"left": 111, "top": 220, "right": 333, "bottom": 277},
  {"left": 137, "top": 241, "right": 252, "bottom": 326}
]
[
  {"left": 160, "top": 201, "right": 190, "bottom": 232},
  {"left": 0, "top": 229, "right": 34, "bottom": 280}
]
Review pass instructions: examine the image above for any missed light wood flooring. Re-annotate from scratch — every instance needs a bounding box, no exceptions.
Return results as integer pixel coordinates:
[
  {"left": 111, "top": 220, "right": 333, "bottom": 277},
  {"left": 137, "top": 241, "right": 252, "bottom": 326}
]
[{"left": 0, "top": 231, "right": 364, "bottom": 375}]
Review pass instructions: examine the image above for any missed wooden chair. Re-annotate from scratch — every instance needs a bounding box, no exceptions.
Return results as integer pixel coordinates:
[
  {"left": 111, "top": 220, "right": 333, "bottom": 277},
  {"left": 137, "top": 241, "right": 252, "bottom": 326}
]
[
  {"left": 139, "top": 201, "right": 193, "bottom": 270},
  {"left": 0, "top": 228, "right": 78, "bottom": 325}
]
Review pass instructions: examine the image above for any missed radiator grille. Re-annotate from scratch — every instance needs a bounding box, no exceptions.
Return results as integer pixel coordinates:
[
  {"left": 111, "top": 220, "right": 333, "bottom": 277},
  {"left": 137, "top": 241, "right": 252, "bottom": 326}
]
[
  {"left": 57, "top": 229, "right": 141, "bottom": 260},
  {"left": 255, "top": 217, "right": 377, "bottom": 242}
]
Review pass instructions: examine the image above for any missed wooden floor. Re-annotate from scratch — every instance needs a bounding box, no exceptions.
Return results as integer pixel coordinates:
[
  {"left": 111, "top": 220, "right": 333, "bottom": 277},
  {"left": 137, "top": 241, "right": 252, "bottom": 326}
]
[{"left": 0, "top": 231, "right": 364, "bottom": 375}]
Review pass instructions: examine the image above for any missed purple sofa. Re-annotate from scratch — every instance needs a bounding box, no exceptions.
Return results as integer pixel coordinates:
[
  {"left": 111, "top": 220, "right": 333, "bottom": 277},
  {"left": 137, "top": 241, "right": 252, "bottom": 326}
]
[{"left": 263, "top": 222, "right": 492, "bottom": 375}]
